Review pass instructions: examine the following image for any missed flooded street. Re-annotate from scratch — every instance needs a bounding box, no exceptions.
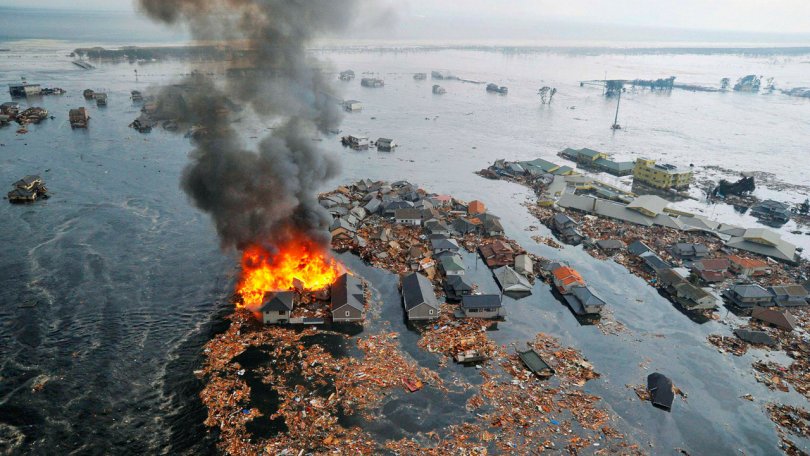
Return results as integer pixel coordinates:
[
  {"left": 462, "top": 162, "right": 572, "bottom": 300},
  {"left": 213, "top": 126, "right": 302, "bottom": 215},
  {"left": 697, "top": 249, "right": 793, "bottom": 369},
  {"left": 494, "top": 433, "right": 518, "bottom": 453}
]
[{"left": 1, "top": 39, "right": 809, "bottom": 454}]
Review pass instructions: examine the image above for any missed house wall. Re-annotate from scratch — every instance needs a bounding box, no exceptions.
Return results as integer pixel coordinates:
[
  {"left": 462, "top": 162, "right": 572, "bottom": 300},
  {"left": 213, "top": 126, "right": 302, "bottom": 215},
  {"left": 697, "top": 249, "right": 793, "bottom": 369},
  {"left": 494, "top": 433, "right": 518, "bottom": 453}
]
[
  {"left": 407, "top": 303, "right": 439, "bottom": 320},
  {"left": 263, "top": 310, "right": 290, "bottom": 324},
  {"left": 332, "top": 306, "right": 363, "bottom": 322},
  {"left": 396, "top": 218, "right": 421, "bottom": 226},
  {"left": 633, "top": 160, "right": 693, "bottom": 189},
  {"left": 462, "top": 307, "right": 504, "bottom": 319}
]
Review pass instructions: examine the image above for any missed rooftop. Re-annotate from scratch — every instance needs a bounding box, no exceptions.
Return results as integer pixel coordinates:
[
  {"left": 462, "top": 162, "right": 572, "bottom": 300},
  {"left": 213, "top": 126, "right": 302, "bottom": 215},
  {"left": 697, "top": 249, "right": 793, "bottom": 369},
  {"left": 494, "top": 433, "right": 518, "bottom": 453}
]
[{"left": 461, "top": 294, "right": 502, "bottom": 309}]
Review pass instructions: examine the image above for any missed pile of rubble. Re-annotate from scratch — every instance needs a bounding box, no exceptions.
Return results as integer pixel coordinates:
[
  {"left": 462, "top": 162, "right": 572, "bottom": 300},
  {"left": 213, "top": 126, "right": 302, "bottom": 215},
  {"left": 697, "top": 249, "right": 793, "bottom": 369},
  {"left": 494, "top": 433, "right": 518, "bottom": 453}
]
[
  {"left": 707, "top": 334, "right": 750, "bottom": 356},
  {"left": 767, "top": 404, "right": 810, "bottom": 456},
  {"left": 418, "top": 305, "right": 497, "bottom": 361},
  {"left": 7, "top": 175, "right": 48, "bottom": 204},
  {"left": 15, "top": 107, "right": 49, "bottom": 125}
]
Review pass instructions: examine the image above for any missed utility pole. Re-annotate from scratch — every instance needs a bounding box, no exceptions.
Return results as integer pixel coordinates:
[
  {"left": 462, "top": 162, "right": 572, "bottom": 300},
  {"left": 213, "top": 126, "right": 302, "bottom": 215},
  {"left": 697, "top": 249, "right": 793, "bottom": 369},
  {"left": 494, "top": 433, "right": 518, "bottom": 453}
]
[{"left": 611, "top": 89, "right": 622, "bottom": 130}]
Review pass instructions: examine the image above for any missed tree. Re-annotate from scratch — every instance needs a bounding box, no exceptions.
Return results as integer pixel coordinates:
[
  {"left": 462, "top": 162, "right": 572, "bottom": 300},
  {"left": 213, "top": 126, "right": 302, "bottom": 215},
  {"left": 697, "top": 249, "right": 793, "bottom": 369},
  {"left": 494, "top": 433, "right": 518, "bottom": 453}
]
[{"left": 538, "top": 86, "right": 557, "bottom": 104}]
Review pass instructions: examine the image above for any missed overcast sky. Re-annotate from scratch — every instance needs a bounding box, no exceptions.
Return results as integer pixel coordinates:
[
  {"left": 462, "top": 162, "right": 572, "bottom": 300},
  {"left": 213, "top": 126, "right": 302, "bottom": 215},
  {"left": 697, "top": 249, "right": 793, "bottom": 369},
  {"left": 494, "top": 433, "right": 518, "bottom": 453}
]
[{"left": 3, "top": 0, "right": 810, "bottom": 37}]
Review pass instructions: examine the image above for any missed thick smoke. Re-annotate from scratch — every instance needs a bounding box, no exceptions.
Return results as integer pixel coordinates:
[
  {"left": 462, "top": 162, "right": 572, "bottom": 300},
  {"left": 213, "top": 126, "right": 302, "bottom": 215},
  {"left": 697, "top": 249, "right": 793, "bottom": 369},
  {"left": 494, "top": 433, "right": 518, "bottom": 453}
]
[{"left": 137, "top": 0, "right": 364, "bottom": 251}]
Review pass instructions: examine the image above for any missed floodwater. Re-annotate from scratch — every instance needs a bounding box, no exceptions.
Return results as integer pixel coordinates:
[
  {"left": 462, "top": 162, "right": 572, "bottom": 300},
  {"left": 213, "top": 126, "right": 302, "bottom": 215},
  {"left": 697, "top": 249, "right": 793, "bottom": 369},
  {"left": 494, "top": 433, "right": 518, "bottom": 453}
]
[{"left": 1, "top": 36, "right": 810, "bottom": 454}]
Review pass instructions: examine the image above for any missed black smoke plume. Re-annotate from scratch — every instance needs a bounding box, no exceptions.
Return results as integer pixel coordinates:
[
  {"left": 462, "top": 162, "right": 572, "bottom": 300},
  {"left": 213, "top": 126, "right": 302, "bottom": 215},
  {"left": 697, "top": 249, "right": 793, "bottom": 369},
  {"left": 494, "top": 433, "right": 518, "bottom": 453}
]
[{"left": 137, "top": 0, "right": 365, "bottom": 251}]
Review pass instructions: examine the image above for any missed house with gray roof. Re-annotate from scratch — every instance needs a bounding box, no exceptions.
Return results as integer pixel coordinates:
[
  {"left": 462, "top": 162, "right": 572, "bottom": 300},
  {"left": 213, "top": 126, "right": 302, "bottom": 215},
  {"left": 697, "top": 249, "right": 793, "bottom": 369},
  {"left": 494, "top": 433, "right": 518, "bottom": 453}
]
[
  {"left": 639, "top": 251, "right": 671, "bottom": 274},
  {"left": 563, "top": 286, "right": 606, "bottom": 316},
  {"left": 330, "top": 274, "right": 365, "bottom": 322},
  {"left": 494, "top": 266, "right": 532, "bottom": 294},
  {"left": 768, "top": 284, "right": 809, "bottom": 307},
  {"left": 627, "top": 195, "right": 670, "bottom": 217},
  {"left": 628, "top": 240, "right": 651, "bottom": 256},
  {"left": 439, "top": 254, "right": 466, "bottom": 276},
  {"left": 431, "top": 237, "right": 460, "bottom": 254},
  {"left": 669, "top": 243, "right": 709, "bottom": 261},
  {"left": 672, "top": 282, "right": 716, "bottom": 310},
  {"left": 726, "top": 228, "right": 798, "bottom": 264},
  {"left": 261, "top": 291, "right": 294, "bottom": 324},
  {"left": 596, "top": 239, "right": 625, "bottom": 253},
  {"left": 401, "top": 272, "right": 440, "bottom": 320},
  {"left": 460, "top": 295, "right": 505, "bottom": 319},
  {"left": 395, "top": 208, "right": 422, "bottom": 226},
  {"left": 723, "top": 284, "right": 773, "bottom": 308},
  {"left": 424, "top": 220, "right": 451, "bottom": 236},
  {"left": 444, "top": 275, "right": 474, "bottom": 302},
  {"left": 383, "top": 200, "right": 414, "bottom": 216}
]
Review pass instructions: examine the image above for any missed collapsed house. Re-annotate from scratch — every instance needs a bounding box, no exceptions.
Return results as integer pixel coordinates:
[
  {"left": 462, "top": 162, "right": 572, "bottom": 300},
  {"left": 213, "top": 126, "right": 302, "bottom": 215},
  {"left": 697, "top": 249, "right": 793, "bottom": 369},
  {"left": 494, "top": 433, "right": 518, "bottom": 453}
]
[
  {"left": 479, "top": 240, "right": 515, "bottom": 268},
  {"left": 751, "top": 307, "right": 797, "bottom": 331},
  {"left": 69, "top": 107, "right": 90, "bottom": 129},
  {"left": 343, "top": 100, "right": 362, "bottom": 112},
  {"left": 486, "top": 83, "right": 508, "bottom": 94},
  {"left": 9, "top": 82, "right": 41, "bottom": 97},
  {"left": 7, "top": 175, "right": 48, "bottom": 204}
]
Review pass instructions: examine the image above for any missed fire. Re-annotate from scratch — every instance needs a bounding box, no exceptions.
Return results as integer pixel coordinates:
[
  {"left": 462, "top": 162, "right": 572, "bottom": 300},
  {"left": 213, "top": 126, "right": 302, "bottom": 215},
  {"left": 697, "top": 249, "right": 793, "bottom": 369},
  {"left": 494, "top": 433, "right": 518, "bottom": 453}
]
[{"left": 236, "top": 236, "right": 343, "bottom": 310}]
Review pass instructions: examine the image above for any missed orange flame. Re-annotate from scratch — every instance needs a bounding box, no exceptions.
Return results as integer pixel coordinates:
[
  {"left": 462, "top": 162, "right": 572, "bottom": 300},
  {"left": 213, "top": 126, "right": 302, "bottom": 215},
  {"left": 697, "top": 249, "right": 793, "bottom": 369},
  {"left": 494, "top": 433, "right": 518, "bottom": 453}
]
[{"left": 236, "top": 236, "right": 343, "bottom": 310}]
